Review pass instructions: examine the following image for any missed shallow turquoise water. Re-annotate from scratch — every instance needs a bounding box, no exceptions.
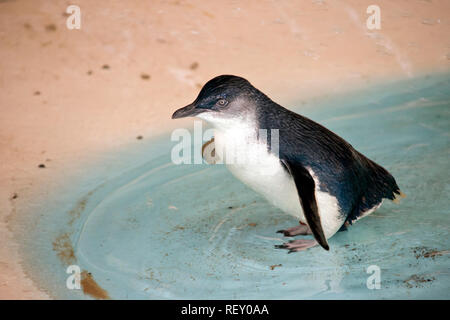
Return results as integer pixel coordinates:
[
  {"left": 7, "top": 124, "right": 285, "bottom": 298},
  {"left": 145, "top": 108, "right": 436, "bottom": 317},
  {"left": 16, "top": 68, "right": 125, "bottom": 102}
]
[{"left": 20, "top": 74, "right": 449, "bottom": 299}]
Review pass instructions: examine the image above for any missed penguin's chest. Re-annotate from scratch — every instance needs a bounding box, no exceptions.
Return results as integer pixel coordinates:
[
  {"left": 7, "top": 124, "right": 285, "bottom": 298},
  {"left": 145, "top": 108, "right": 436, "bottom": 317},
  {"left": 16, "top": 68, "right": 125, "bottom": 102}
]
[{"left": 214, "top": 129, "right": 304, "bottom": 220}]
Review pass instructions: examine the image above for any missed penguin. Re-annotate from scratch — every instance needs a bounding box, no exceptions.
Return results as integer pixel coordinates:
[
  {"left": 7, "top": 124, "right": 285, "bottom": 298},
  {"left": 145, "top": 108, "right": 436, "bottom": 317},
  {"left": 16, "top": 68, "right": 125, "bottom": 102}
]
[{"left": 172, "top": 75, "right": 405, "bottom": 252}]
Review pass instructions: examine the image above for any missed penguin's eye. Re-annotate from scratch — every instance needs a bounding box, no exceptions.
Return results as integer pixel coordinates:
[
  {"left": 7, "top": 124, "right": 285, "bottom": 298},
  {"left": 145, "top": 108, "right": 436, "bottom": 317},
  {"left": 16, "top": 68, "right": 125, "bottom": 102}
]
[{"left": 216, "top": 99, "right": 228, "bottom": 107}]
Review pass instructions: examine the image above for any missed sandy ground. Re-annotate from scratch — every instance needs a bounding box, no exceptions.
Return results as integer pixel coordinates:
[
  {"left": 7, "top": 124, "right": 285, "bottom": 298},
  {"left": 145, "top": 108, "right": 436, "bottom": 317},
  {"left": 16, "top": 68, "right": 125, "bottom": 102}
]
[{"left": 0, "top": 0, "right": 449, "bottom": 299}]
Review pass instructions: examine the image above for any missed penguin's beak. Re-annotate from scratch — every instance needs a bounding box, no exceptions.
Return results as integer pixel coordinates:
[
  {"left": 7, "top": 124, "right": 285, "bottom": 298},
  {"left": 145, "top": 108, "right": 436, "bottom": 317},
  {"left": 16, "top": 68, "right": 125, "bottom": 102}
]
[{"left": 172, "top": 103, "right": 204, "bottom": 119}]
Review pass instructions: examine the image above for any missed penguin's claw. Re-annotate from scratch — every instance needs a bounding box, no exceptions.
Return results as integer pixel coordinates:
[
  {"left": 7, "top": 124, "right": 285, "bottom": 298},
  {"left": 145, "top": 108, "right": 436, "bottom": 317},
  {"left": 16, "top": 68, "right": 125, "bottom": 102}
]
[
  {"left": 277, "top": 225, "right": 311, "bottom": 237},
  {"left": 275, "top": 239, "right": 318, "bottom": 253}
]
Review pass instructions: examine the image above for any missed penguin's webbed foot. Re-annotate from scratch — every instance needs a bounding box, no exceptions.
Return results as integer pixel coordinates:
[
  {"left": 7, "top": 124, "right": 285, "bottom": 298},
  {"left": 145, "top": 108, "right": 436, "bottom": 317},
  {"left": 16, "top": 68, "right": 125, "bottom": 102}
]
[
  {"left": 277, "top": 224, "right": 311, "bottom": 237},
  {"left": 275, "top": 239, "right": 317, "bottom": 253}
]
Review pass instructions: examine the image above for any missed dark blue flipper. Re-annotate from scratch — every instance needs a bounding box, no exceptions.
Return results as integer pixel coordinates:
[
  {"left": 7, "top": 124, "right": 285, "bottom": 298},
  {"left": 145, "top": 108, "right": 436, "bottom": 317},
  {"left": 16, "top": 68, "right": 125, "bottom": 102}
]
[{"left": 280, "top": 159, "right": 329, "bottom": 251}]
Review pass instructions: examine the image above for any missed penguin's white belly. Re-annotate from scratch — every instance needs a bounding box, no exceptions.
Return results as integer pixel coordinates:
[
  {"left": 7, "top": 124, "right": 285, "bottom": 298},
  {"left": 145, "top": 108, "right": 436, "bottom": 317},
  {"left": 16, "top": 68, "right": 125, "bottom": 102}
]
[
  {"left": 228, "top": 150, "right": 302, "bottom": 220},
  {"left": 214, "top": 129, "right": 344, "bottom": 239}
]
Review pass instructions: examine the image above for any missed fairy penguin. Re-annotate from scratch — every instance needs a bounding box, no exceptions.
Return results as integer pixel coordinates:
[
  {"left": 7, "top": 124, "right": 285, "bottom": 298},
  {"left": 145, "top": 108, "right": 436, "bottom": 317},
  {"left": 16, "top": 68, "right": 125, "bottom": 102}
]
[{"left": 172, "top": 75, "right": 404, "bottom": 252}]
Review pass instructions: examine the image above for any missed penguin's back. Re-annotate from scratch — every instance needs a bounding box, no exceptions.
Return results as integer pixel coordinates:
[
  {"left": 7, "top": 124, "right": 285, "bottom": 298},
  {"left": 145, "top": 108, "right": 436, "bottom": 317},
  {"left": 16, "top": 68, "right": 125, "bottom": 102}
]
[{"left": 256, "top": 101, "right": 402, "bottom": 223}]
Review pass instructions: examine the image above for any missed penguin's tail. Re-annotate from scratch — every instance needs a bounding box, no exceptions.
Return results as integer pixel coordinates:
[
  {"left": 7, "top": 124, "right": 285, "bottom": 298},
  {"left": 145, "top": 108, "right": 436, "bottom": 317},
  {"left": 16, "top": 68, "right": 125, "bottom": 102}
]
[
  {"left": 392, "top": 190, "right": 407, "bottom": 204},
  {"left": 365, "top": 158, "right": 405, "bottom": 205},
  {"left": 347, "top": 157, "right": 404, "bottom": 224}
]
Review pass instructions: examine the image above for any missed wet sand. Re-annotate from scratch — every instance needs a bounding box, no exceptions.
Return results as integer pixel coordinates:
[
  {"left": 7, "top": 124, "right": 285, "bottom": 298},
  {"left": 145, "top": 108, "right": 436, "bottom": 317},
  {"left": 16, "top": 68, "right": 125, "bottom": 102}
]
[{"left": 0, "top": 0, "right": 449, "bottom": 299}]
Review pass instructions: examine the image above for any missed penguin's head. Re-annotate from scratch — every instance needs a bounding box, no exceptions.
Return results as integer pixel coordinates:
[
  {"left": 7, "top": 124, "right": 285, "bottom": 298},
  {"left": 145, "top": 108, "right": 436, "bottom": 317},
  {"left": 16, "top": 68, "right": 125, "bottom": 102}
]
[{"left": 172, "top": 75, "right": 260, "bottom": 125}]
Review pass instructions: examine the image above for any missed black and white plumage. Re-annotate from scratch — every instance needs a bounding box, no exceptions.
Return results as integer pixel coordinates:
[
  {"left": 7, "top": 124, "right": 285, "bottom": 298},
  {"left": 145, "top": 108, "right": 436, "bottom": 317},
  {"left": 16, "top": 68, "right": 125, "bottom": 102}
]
[{"left": 172, "top": 75, "right": 404, "bottom": 252}]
